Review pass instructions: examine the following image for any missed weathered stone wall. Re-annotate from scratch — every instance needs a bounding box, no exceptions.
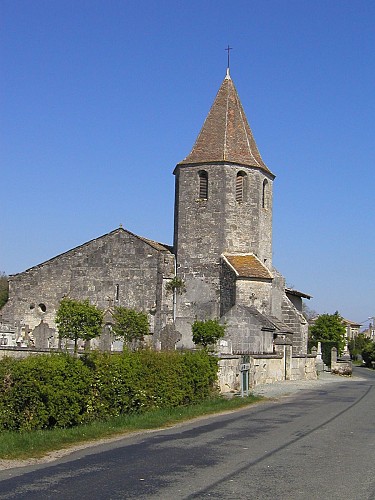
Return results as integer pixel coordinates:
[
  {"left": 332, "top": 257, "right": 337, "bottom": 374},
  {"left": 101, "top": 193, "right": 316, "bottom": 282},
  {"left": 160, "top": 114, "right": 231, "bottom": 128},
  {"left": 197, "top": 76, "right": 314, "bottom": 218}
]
[
  {"left": 174, "top": 163, "right": 273, "bottom": 273},
  {"left": 173, "top": 163, "right": 273, "bottom": 345},
  {"left": 235, "top": 279, "right": 273, "bottom": 315},
  {"left": 281, "top": 296, "right": 309, "bottom": 355},
  {"left": 217, "top": 356, "right": 241, "bottom": 393},
  {"left": 250, "top": 355, "right": 285, "bottom": 386},
  {"left": 0, "top": 347, "right": 55, "bottom": 360},
  {"left": 1, "top": 229, "right": 175, "bottom": 342},
  {"left": 291, "top": 355, "right": 317, "bottom": 380},
  {"left": 270, "top": 269, "right": 285, "bottom": 319},
  {"left": 222, "top": 305, "right": 274, "bottom": 354},
  {"left": 219, "top": 259, "right": 236, "bottom": 316}
]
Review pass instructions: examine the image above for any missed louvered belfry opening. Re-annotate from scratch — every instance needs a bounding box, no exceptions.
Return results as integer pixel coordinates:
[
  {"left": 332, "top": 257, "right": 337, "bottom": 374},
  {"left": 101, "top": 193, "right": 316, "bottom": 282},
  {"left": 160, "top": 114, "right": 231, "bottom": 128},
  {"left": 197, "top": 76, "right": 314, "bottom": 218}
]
[
  {"left": 236, "top": 171, "right": 245, "bottom": 202},
  {"left": 198, "top": 171, "right": 208, "bottom": 199}
]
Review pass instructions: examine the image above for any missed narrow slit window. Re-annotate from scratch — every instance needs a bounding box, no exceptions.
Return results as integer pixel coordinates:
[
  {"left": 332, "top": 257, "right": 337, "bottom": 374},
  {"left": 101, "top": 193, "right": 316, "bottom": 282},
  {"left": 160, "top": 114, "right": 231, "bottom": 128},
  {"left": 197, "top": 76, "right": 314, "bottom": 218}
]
[
  {"left": 236, "top": 172, "right": 246, "bottom": 202},
  {"left": 115, "top": 284, "right": 119, "bottom": 301},
  {"left": 262, "top": 179, "right": 269, "bottom": 208},
  {"left": 198, "top": 171, "right": 208, "bottom": 199}
]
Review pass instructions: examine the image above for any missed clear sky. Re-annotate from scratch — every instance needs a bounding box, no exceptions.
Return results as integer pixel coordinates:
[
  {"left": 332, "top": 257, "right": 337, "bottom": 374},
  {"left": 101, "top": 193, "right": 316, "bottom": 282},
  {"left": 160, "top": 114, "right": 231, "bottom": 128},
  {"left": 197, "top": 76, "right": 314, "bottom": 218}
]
[{"left": 1, "top": 0, "right": 374, "bottom": 326}]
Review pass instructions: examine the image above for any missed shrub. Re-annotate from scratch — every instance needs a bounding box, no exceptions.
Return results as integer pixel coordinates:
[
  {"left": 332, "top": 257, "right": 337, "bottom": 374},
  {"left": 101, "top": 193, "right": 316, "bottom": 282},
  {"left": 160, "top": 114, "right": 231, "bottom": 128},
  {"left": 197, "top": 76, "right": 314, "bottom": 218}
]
[
  {"left": 111, "top": 307, "right": 149, "bottom": 350},
  {"left": 192, "top": 319, "right": 225, "bottom": 348},
  {"left": 55, "top": 298, "right": 103, "bottom": 354},
  {"left": 0, "top": 355, "right": 92, "bottom": 431},
  {"left": 0, "top": 350, "right": 219, "bottom": 431}
]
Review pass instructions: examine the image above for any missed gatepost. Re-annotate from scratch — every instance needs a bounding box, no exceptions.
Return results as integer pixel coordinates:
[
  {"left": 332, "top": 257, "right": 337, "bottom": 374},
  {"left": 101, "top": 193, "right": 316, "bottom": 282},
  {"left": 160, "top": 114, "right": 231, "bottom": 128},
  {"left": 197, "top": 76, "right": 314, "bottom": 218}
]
[{"left": 240, "top": 355, "right": 250, "bottom": 397}]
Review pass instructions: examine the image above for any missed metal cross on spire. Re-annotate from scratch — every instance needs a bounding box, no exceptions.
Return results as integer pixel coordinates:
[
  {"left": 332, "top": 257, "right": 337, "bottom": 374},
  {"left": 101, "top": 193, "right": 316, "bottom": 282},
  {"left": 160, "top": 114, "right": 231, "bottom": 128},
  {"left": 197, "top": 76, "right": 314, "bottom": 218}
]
[{"left": 225, "top": 45, "right": 233, "bottom": 70}]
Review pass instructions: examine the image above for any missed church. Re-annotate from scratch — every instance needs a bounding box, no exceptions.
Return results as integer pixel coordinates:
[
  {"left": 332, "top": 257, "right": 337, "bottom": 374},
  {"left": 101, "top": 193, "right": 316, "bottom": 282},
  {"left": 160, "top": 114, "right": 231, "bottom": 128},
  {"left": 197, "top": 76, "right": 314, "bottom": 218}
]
[{"left": 1, "top": 68, "right": 311, "bottom": 362}]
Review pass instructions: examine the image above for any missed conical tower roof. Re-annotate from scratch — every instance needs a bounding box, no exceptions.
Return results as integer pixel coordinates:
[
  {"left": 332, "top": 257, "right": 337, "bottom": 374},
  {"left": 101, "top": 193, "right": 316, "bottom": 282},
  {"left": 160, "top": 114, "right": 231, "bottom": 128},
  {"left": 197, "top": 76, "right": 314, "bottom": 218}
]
[{"left": 178, "top": 70, "right": 274, "bottom": 176}]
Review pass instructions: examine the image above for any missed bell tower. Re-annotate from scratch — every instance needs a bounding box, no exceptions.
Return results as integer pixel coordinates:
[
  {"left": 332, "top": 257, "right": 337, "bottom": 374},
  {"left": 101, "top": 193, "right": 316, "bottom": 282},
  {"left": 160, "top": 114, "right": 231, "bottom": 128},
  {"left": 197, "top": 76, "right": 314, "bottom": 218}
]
[{"left": 173, "top": 70, "right": 275, "bottom": 344}]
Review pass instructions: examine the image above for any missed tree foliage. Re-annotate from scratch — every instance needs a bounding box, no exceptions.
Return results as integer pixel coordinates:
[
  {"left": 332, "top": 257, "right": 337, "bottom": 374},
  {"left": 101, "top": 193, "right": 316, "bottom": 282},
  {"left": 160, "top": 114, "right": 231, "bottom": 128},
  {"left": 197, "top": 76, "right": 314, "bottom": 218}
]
[
  {"left": 348, "top": 333, "right": 372, "bottom": 359},
  {"left": 192, "top": 319, "right": 225, "bottom": 348},
  {"left": 362, "top": 341, "right": 375, "bottom": 367},
  {"left": 0, "top": 272, "right": 9, "bottom": 310},
  {"left": 309, "top": 312, "right": 346, "bottom": 353},
  {"left": 55, "top": 298, "right": 103, "bottom": 353},
  {"left": 111, "top": 306, "right": 149, "bottom": 349}
]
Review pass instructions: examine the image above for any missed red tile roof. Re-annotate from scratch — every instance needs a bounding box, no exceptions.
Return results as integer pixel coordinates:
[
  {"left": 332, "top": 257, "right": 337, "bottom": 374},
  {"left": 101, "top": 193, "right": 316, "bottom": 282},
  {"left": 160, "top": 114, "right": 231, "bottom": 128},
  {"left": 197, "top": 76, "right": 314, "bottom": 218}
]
[
  {"left": 179, "top": 71, "right": 273, "bottom": 177},
  {"left": 224, "top": 254, "right": 273, "bottom": 280}
]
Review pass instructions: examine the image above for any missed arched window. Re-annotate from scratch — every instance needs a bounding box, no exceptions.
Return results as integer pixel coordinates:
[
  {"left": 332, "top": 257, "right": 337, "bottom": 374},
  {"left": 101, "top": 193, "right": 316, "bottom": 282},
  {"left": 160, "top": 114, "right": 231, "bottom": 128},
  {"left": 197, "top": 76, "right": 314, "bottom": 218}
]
[
  {"left": 236, "top": 171, "right": 246, "bottom": 202},
  {"left": 198, "top": 171, "right": 208, "bottom": 199},
  {"left": 262, "top": 179, "right": 269, "bottom": 209}
]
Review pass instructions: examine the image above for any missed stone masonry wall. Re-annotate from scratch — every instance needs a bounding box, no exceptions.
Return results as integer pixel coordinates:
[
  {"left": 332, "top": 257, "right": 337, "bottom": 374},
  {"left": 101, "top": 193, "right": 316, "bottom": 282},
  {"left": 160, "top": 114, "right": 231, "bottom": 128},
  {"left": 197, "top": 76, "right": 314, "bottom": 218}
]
[
  {"left": 235, "top": 279, "right": 273, "bottom": 315},
  {"left": 219, "top": 259, "right": 236, "bottom": 316},
  {"left": 281, "top": 296, "right": 309, "bottom": 355},
  {"left": 2, "top": 229, "right": 175, "bottom": 340},
  {"left": 222, "top": 305, "right": 274, "bottom": 354},
  {"left": 173, "top": 162, "right": 273, "bottom": 345}
]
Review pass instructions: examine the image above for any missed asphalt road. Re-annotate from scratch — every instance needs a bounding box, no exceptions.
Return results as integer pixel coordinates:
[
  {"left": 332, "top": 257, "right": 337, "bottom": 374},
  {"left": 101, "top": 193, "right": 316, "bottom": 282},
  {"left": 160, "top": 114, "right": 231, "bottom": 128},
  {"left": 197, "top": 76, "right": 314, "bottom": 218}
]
[{"left": 0, "top": 367, "right": 374, "bottom": 499}]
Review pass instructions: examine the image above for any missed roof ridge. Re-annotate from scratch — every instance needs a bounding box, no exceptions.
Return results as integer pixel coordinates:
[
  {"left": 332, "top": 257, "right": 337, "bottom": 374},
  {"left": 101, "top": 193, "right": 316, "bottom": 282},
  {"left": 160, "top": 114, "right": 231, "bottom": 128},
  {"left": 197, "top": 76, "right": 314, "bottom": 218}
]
[
  {"left": 223, "top": 77, "right": 230, "bottom": 161},
  {"left": 11, "top": 228, "right": 172, "bottom": 277}
]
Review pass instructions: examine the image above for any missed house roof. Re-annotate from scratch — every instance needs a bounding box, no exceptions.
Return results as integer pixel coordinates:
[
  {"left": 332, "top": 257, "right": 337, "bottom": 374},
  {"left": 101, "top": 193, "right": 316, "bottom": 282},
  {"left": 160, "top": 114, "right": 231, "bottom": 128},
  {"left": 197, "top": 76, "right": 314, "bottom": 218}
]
[
  {"left": 341, "top": 318, "right": 362, "bottom": 328},
  {"left": 178, "top": 70, "right": 274, "bottom": 177},
  {"left": 285, "top": 288, "right": 312, "bottom": 300},
  {"left": 222, "top": 305, "right": 293, "bottom": 334},
  {"left": 267, "top": 315, "right": 295, "bottom": 334},
  {"left": 223, "top": 254, "right": 273, "bottom": 280}
]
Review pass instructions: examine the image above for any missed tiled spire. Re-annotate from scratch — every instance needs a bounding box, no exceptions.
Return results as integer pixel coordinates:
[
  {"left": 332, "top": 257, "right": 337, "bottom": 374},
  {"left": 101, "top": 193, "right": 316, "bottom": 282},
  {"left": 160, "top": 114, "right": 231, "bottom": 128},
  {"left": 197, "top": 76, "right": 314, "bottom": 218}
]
[{"left": 179, "top": 71, "right": 273, "bottom": 176}]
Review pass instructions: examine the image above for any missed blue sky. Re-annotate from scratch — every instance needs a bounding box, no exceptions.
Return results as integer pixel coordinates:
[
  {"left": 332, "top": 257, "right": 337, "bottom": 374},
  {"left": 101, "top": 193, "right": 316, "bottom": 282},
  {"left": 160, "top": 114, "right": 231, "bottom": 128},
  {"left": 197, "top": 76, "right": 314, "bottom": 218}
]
[{"left": 1, "top": 0, "right": 374, "bottom": 326}]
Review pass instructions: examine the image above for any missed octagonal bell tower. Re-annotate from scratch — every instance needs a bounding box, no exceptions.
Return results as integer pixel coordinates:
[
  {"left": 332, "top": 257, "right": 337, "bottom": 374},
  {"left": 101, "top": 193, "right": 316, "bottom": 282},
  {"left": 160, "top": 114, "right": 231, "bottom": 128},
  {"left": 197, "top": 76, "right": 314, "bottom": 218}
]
[{"left": 173, "top": 69, "right": 275, "bottom": 345}]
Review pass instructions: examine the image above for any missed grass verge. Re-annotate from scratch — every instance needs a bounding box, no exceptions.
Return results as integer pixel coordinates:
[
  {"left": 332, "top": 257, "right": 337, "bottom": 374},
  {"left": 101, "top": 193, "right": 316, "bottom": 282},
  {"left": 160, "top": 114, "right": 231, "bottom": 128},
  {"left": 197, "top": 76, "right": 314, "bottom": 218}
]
[{"left": 0, "top": 394, "right": 262, "bottom": 460}]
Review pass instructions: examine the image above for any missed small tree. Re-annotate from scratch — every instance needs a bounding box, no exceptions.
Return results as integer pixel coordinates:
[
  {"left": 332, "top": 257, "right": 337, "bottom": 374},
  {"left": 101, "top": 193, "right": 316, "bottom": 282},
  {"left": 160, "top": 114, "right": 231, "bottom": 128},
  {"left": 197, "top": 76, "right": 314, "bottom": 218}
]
[
  {"left": 112, "top": 306, "right": 149, "bottom": 350},
  {"left": 348, "top": 333, "right": 372, "bottom": 360},
  {"left": 192, "top": 319, "right": 225, "bottom": 349},
  {"left": 55, "top": 298, "right": 103, "bottom": 354},
  {"left": 0, "top": 272, "right": 9, "bottom": 309},
  {"left": 309, "top": 312, "right": 346, "bottom": 354},
  {"left": 361, "top": 341, "right": 375, "bottom": 368}
]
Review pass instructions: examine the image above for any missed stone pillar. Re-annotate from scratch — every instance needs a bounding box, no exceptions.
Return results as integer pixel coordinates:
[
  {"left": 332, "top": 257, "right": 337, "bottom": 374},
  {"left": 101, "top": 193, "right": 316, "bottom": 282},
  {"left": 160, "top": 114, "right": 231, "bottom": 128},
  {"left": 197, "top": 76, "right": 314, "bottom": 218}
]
[
  {"left": 313, "top": 344, "right": 324, "bottom": 374},
  {"left": 285, "top": 345, "right": 292, "bottom": 380},
  {"left": 317, "top": 342, "right": 322, "bottom": 360},
  {"left": 331, "top": 346, "right": 338, "bottom": 365},
  {"left": 340, "top": 341, "right": 351, "bottom": 360}
]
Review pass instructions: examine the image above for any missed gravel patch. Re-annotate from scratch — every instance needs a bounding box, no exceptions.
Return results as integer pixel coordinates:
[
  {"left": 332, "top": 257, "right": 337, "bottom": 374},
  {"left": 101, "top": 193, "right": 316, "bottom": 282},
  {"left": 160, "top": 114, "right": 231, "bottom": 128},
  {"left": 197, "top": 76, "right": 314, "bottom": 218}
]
[{"left": 251, "top": 371, "right": 363, "bottom": 398}]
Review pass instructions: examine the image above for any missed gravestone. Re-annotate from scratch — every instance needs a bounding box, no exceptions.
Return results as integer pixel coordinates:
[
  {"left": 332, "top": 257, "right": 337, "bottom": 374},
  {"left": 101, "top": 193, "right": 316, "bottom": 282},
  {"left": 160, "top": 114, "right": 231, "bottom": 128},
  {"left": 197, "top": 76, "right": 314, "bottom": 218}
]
[
  {"left": 99, "top": 324, "right": 113, "bottom": 352},
  {"left": 33, "top": 321, "right": 56, "bottom": 348},
  {"left": 157, "top": 324, "right": 181, "bottom": 350}
]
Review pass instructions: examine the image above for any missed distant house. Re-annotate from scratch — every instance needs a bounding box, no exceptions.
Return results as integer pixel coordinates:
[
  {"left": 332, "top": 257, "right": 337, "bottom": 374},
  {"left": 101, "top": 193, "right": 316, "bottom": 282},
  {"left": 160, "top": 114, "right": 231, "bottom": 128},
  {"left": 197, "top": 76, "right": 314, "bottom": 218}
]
[
  {"left": 341, "top": 318, "right": 361, "bottom": 340},
  {"left": 362, "top": 321, "right": 375, "bottom": 341}
]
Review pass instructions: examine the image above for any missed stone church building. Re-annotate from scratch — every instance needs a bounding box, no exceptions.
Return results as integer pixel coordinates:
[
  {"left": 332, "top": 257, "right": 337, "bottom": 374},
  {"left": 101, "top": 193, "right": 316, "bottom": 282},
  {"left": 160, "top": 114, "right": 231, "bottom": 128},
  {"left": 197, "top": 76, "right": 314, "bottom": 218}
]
[{"left": 2, "top": 69, "right": 311, "bottom": 365}]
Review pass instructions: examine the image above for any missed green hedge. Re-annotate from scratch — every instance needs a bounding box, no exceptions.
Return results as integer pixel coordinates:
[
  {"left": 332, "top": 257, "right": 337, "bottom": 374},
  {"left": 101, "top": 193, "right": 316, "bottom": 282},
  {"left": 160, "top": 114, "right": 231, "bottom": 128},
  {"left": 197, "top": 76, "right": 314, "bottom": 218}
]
[{"left": 0, "top": 350, "right": 218, "bottom": 431}]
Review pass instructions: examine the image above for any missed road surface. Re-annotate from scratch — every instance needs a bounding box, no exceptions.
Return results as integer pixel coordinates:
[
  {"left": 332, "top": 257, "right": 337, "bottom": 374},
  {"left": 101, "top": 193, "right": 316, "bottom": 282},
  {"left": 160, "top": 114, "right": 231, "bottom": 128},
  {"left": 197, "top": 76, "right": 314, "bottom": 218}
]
[{"left": 0, "top": 367, "right": 374, "bottom": 499}]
